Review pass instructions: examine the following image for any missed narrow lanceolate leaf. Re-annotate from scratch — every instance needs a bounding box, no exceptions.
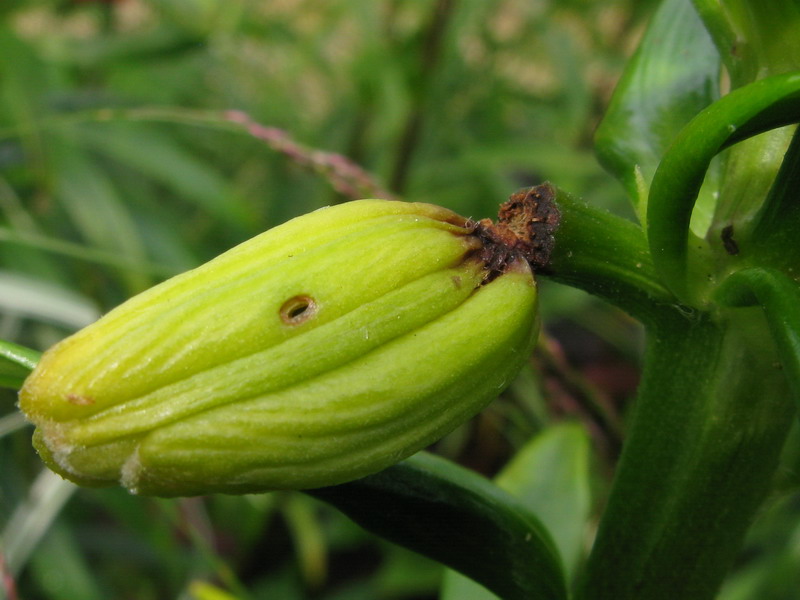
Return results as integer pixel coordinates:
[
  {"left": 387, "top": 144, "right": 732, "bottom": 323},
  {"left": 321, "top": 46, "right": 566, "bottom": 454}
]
[
  {"left": 594, "top": 0, "right": 719, "bottom": 220},
  {"left": 310, "top": 452, "right": 568, "bottom": 600},
  {"left": 0, "top": 339, "right": 40, "bottom": 390},
  {"left": 647, "top": 72, "right": 800, "bottom": 302},
  {"left": 19, "top": 199, "right": 539, "bottom": 496}
]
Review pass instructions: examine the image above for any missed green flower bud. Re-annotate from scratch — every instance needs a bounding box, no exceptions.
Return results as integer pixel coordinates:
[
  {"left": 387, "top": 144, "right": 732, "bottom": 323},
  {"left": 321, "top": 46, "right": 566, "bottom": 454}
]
[{"left": 19, "top": 199, "right": 539, "bottom": 496}]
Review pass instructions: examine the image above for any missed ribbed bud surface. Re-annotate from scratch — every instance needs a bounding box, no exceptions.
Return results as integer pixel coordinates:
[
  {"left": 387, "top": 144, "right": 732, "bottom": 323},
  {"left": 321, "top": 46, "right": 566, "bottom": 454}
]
[{"left": 20, "top": 199, "right": 538, "bottom": 495}]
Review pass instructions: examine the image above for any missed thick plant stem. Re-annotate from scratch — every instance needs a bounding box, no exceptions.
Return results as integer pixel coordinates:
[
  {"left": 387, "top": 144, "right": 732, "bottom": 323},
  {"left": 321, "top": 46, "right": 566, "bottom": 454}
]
[
  {"left": 485, "top": 184, "right": 677, "bottom": 324},
  {"left": 543, "top": 185, "right": 675, "bottom": 324},
  {"left": 578, "top": 309, "right": 795, "bottom": 600}
]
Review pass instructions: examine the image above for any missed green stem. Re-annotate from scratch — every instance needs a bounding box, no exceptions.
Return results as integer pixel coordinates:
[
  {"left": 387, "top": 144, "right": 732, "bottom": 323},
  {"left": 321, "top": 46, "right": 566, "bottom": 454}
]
[
  {"left": 544, "top": 186, "right": 676, "bottom": 325},
  {"left": 578, "top": 310, "right": 795, "bottom": 600}
]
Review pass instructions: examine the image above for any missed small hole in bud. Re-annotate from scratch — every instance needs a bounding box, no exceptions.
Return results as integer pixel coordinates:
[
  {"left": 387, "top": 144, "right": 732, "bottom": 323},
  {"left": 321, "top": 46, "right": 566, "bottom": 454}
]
[{"left": 280, "top": 295, "right": 317, "bottom": 325}]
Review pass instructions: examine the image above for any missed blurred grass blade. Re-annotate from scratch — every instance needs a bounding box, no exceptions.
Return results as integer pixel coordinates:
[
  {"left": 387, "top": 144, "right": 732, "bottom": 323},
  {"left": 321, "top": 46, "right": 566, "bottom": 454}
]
[
  {"left": 188, "top": 581, "right": 241, "bottom": 600},
  {"left": 1, "top": 469, "right": 75, "bottom": 576},
  {"left": 714, "top": 267, "right": 800, "bottom": 403},
  {"left": 27, "top": 523, "right": 104, "bottom": 600},
  {"left": 594, "top": 0, "right": 719, "bottom": 221},
  {"left": 0, "top": 411, "right": 28, "bottom": 438},
  {"left": 2, "top": 107, "right": 395, "bottom": 203},
  {"left": 0, "top": 339, "right": 40, "bottom": 390},
  {"left": 52, "top": 142, "right": 153, "bottom": 294},
  {"left": 0, "top": 229, "right": 175, "bottom": 278},
  {"left": 0, "top": 271, "right": 100, "bottom": 330},
  {"left": 441, "top": 423, "right": 592, "bottom": 599},
  {"left": 310, "top": 451, "right": 567, "bottom": 600},
  {"left": 0, "top": 26, "right": 48, "bottom": 172},
  {"left": 78, "top": 123, "right": 252, "bottom": 233},
  {"left": 283, "top": 495, "right": 327, "bottom": 590}
]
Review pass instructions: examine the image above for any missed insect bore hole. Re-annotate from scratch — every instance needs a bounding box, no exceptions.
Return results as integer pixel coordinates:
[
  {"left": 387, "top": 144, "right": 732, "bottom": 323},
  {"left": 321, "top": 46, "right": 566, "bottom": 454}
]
[{"left": 280, "top": 295, "right": 317, "bottom": 325}]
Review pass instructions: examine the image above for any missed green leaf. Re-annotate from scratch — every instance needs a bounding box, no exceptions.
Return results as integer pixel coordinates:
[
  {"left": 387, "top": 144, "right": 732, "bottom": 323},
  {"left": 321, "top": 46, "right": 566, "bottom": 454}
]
[
  {"left": 692, "top": 0, "right": 800, "bottom": 86},
  {"left": 0, "top": 338, "right": 40, "bottom": 390},
  {"left": 714, "top": 267, "right": 800, "bottom": 404},
  {"left": 647, "top": 71, "right": 800, "bottom": 302},
  {"left": 309, "top": 452, "right": 567, "bottom": 600},
  {"left": 441, "top": 423, "right": 592, "bottom": 599},
  {"left": 594, "top": 0, "right": 720, "bottom": 220}
]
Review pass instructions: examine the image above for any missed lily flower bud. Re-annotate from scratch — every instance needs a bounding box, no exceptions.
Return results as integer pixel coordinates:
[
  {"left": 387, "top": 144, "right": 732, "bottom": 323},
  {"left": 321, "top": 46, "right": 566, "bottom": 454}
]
[{"left": 19, "top": 199, "right": 540, "bottom": 496}]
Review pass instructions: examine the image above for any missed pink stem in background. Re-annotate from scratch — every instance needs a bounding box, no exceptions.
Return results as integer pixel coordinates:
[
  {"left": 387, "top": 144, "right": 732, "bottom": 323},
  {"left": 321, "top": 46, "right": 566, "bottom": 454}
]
[
  {"left": 0, "top": 554, "right": 19, "bottom": 600},
  {"left": 71, "top": 106, "right": 396, "bottom": 202},
  {"left": 223, "top": 110, "right": 396, "bottom": 201}
]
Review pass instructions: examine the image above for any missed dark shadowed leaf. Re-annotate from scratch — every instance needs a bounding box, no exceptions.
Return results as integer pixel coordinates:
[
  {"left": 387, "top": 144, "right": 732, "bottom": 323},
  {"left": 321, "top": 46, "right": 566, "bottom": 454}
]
[
  {"left": 309, "top": 451, "right": 567, "bottom": 600},
  {"left": 440, "top": 423, "right": 592, "bottom": 599}
]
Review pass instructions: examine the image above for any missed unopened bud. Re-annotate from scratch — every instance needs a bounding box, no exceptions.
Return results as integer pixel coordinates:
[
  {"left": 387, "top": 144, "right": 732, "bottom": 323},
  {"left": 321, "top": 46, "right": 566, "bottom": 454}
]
[{"left": 20, "top": 199, "right": 539, "bottom": 496}]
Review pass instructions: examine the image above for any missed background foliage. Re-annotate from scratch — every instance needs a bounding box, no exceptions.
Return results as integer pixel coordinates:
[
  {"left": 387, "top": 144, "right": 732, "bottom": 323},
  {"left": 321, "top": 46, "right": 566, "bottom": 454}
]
[{"left": 2, "top": 1, "right": 798, "bottom": 599}]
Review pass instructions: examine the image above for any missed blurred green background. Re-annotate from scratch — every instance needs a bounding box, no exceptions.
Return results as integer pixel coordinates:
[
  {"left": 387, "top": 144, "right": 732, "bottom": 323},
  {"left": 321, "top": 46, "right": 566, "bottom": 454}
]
[{"left": 2, "top": 1, "right": 798, "bottom": 599}]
